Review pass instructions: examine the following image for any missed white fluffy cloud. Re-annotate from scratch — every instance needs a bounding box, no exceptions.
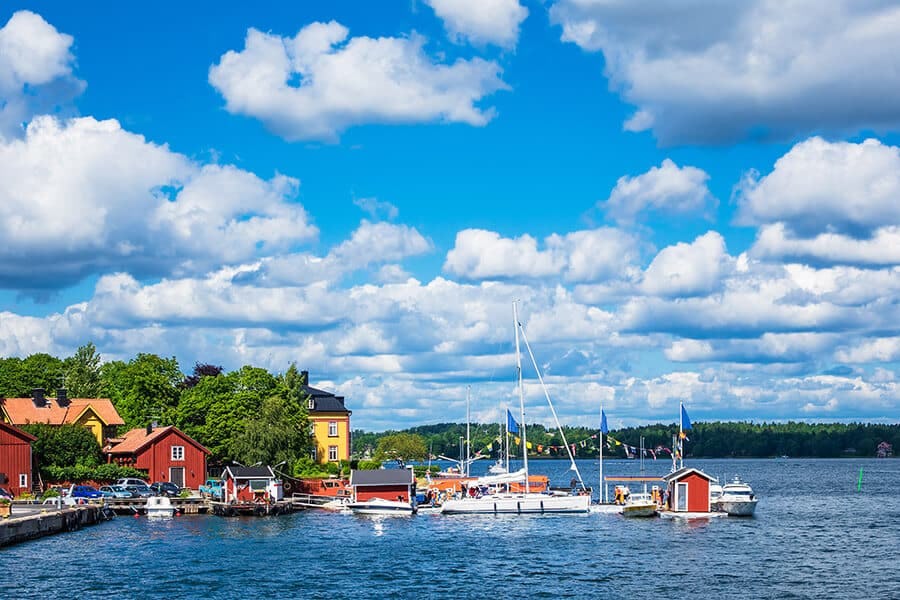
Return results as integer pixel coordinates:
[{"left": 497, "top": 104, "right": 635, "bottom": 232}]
[
  {"left": 209, "top": 21, "right": 508, "bottom": 142},
  {"left": 603, "top": 159, "right": 715, "bottom": 223},
  {"left": 426, "top": 0, "right": 528, "bottom": 48},
  {"left": 0, "top": 11, "right": 83, "bottom": 138},
  {"left": 0, "top": 115, "right": 317, "bottom": 290},
  {"left": 443, "top": 228, "right": 641, "bottom": 282},
  {"left": 549, "top": 0, "right": 900, "bottom": 143},
  {"left": 642, "top": 232, "right": 732, "bottom": 297},
  {"left": 836, "top": 338, "right": 900, "bottom": 363},
  {"left": 751, "top": 224, "right": 900, "bottom": 267}
]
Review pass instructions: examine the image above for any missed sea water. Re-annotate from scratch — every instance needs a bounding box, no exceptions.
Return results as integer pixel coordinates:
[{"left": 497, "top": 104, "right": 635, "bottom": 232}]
[{"left": 3, "top": 458, "right": 898, "bottom": 599}]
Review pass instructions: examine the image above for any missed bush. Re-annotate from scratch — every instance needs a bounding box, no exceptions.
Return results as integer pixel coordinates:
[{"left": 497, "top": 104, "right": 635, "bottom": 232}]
[
  {"left": 42, "top": 463, "right": 148, "bottom": 484},
  {"left": 357, "top": 460, "right": 381, "bottom": 470}
]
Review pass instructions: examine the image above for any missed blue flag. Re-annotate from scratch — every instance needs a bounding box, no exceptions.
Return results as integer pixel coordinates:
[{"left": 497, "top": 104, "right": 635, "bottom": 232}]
[
  {"left": 507, "top": 409, "right": 519, "bottom": 434},
  {"left": 600, "top": 409, "right": 608, "bottom": 434},
  {"left": 681, "top": 404, "right": 692, "bottom": 432}
]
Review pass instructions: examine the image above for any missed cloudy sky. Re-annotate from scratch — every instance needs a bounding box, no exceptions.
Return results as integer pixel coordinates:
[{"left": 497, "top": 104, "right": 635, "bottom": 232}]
[{"left": 2, "top": 1, "right": 899, "bottom": 431}]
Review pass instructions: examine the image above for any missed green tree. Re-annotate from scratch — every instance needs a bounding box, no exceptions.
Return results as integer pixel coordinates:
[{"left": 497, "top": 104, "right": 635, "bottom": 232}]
[
  {"left": 100, "top": 354, "right": 182, "bottom": 429},
  {"left": 375, "top": 433, "right": 428, "bottom": 462},
  {"left": 22, "top": 423, "right": 102, "bottom": 469},
  {"left": 63, "top": 342, "right": 103, "bottom": 398},
  {"left": 230, "top": 395, "right": 312, "bottom": 467}
]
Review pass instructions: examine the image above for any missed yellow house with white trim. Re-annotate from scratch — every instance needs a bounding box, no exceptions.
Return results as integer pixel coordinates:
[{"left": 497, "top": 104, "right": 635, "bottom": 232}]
[{"left": 301, "top": 372, "right": 352, "bottom": 463}]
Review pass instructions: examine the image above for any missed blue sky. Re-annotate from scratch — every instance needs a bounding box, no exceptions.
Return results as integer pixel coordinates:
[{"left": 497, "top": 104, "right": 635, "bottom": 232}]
[{"left": 2, "top": 1, "right": 899, "bottom": 431}]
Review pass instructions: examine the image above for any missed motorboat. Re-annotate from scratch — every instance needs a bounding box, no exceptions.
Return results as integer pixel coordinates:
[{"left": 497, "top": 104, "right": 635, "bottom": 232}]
[
  {"left": 145, "top": 495, "right": 175, "bottom": 518},
  {"left": 346, "top": 497, "right": 416, "bottom": 516},
  {"left": 709, "top": 481, "right": 724, "bottom": 507},
  {"left": 715, "top": 476, "right": 758, "bottom": 516},
  {"left": 622, "top": 492, "right": 658, "bottom": 518}
]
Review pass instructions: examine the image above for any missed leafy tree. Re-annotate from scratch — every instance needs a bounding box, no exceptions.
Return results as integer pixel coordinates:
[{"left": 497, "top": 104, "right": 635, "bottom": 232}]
[
  {"left": 0, "top": 353, "right": 65, "bottom": 397},
  {"left": 0, "top": 357, "right": 24, "bottom": 397},
  {"left": 375, "top": 432, "right": 428, "bottom": 462},
  {"left": 230, "top": 395, "right": 312, "bottom": 467},
  {"left": 63, "top": 342, "right": 103, "bottom": 398},
  {"left": 101, "top": 354, "right": 182, "bottom": 429},
  {"left": 22, "top": 423, "right": 102, "bottom": 469},
  {"left": 181, "top": 362, "right": 224, "bottom": 389}
]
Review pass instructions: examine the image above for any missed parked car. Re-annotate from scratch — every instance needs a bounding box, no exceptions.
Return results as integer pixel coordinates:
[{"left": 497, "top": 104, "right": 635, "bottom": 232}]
[
  {"left": 68, "top": 485, "right": 103, "bottom": 499},
  {"left": 98, "top": 485, "right": 133, "bottom": 499},
  {"left": 115, "top": 477, "right": 151, "bottom": 488},
  {"left": 122, "top": 483, "right": 153, "bottom": 498},
  {"left": 150, "top": 482, "right": 181, "bottom": 497},
  {"left": 0, "top": 487, "right": 13, "bottom": 500},
  {"left": 199, "top": 479, "right": 224, "bottom": 500}
]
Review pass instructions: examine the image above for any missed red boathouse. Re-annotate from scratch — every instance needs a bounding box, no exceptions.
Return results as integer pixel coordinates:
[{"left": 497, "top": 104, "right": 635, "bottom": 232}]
[
  {"left": 106, "top": 425, "right": 209, "bottom": 491},
  {"left": 0, "top": 421, "right": 36, "bottom": 497},
  {"left": 349, "top": 468, "right": 415, "bottom": 503},
  {"left": 663, "top": 467, "right": 715, "bottom": 513}
]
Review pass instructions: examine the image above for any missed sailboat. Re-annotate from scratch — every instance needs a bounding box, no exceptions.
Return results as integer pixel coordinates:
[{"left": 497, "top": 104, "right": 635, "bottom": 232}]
[{"left": 441, "top": 302, "right": 591, "bottom": 515}]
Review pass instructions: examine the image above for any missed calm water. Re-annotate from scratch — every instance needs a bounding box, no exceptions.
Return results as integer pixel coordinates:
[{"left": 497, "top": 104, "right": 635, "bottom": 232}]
[{"left": 3, "top": 459, "right": 898, "bottom": 599}]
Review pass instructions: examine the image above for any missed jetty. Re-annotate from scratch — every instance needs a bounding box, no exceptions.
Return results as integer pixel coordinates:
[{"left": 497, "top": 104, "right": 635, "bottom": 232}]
[{"left": 0, "top": 503, "right": 112, "bottom": 547}]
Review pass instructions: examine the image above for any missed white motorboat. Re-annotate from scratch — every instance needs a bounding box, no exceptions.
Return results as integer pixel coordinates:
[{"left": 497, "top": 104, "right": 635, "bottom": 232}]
[
  {"left": 622, "top": 492, "right": 658, "bottom": 518},
  {"left": 715, "top": 476, "right": 758, "bottom": 516},
  {"left": 346, "top": 497, "right": 416, "bottom": 516},
  {"left": 145, "top": 495, "right": 175, "bottom": 518},
  {"left": 487, "top": 459, "right": 508, "bottom": 475}
]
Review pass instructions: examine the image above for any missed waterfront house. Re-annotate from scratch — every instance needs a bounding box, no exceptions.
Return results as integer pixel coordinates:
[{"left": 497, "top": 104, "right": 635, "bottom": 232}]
[
  {"left": 302, "top": 371, "right": 352, "bottom": 464},
  {"left": 106, "top": 425, "right": 209, "bottom": 491},
  {"left": 1, "top": 388, "right": 124, "bottom": 447},
  {"left": 221, "top": 465, "right": 281, "bottom": 503},
  {"left": 0, "top": 421, "right": 36, "bottom": 497},
  {"left": 662, "top": 467, "right": 715, "bottom": 513},
  {"left": 349, "top": 468, "right": 415, "bottom": 503}
]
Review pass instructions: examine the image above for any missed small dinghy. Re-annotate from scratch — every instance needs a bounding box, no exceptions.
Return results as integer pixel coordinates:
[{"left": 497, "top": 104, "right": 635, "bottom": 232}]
[{"left": 145, "top": 495, "right": 176, "bottom": 518}]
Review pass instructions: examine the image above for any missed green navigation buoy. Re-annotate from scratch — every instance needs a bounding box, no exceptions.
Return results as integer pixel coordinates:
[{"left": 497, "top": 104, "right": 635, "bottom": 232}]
[{"left": 857, "top": 467, "right": 863, "bottom": 492}]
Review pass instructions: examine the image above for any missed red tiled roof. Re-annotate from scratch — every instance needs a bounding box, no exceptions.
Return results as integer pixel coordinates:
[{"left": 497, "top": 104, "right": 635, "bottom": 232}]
[
  {"left": 107, "top": 426, "right": 210, "bottom": 455},
  {"left": 1, "top": 397, "right": 124, "bottom": 426}
]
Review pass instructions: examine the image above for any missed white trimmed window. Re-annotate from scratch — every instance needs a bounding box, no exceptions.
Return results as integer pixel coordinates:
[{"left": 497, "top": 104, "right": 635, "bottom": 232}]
[
  {"left": 171, "top": 446, "right": 185, "bottom": 461},
  {"left": 307, "top": 397, "right": 315, "bottom": 410},
  {"left": 328, "top": 421, "right": 338, "bottom": 437},
  {"left": 19, "top": 473, "right": 27, "bottom": 488},
  {"left": 328, "top": 445, "right": 338, "bottom": 461},
  {"left": 311, "top": 446, "right": 317, "bottom": 461}
]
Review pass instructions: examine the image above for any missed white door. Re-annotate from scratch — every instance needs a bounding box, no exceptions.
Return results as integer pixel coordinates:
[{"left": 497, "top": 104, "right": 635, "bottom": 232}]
[
  {"left": 170, "top": 467, "right": 185, "bottom": 488},
  {"left": 676, "top": 482, "right": 688, "bottom": 511}
]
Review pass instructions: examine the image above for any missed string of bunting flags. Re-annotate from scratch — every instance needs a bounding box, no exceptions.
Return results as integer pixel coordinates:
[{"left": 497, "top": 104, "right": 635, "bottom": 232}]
[{"left": 473, "top": 432, "right": 674, "bottom": 459}]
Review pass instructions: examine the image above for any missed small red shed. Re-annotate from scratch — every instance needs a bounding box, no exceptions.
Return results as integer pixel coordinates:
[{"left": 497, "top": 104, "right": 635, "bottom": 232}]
[
  {"left": 350, "top": 468, "right": 415, "bottom": 503},
  {"left": 221, "top": 466, "right": 280, "bottom": 503},
  {"left": 0, "top": 422, "right": 36, "bottom": 497},
  {"left": 106, "top": 425, "right": 209, "bottom": 491},
  {"left": 663, "top": 467, "right": 715, "bottom": 513}
]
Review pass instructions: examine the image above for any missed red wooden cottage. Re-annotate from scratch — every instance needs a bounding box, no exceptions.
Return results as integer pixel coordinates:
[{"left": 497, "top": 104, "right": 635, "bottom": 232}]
[
  {"left": 106, "top": 425, "right": 209, "bottom": 491},
  {"left": 0, "top": 421, "right": 36, "bottom": 497},
  {"left": 663, "top": 466, "right": 716, "bottom": 513},
  {"left": 221, "top": 466, "right": 281, "bottom": 503},
  {"left": 350, "top": 468, "right": 415, "bottom": 503}
]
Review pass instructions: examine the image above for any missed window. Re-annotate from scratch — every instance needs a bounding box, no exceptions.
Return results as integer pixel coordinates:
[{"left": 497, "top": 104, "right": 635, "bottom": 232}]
[
  {"left": 19, "top": 473, "right": 28, "bottom": 488},
  {"left": 328, "top": 421, "right": 338, "bottom": 437},
  {"left": 307, "top": 398, "right": 315, "bottom": 410},
  {"left": 310, "top": 446, "right": 317, "bottom": 461},
  {"left": 171, "top": 446, "right": 185, "bottom": 461},
  {"left": 328, "top": 445, "right": 338, "bottom": 461}
]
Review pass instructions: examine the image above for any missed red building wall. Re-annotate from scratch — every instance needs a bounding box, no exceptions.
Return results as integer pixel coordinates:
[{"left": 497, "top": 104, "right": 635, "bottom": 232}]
[
  {"left": 134, "top": 430, "right": 207, "bottom": 490},
  {"left": 356, "top": 485, "right": 410, "bottom": 502},
  {"left": 683, "top": 472, "right": 710, "bottom": 512},
  {"left": 0, "top": 425, "right": 33, "bottom": 496}
]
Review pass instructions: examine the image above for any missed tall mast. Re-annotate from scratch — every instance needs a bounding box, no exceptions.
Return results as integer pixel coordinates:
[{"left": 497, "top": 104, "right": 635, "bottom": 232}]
[
  {"left": 466, "top": 385, "right": 471, "bottom": 477},
  {"left": 513, "top": 301, "right": 529, "bottom": 492},
  {"left": 679, "top": 402, "right": 684, "bottom": 470},
  {"left": 599, "top": 402, "right": 604, "bottom": 504}
]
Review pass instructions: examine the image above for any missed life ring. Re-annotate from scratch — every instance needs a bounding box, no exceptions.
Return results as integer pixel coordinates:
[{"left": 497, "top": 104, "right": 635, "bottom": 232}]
[{"left": 283, "top": 481, "right": 292, "bottom": 492}]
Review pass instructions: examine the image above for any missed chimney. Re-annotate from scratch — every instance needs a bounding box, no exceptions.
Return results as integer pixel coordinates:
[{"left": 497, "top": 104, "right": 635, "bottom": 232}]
[
  {"left": 57, "top": 388, "right": 69, "bottom": 406},
  {"left": 31, "top": 388, "right": 46, "bottom": 407},
  {"left": 301, "top": 370, "right": 309, "bottom": 385},
  {"left": 146, "top": 423, "right": 153, "bottom": 435}
]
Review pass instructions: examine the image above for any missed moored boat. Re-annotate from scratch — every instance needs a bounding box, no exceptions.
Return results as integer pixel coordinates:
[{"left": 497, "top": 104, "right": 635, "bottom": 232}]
[
  {"left": 346, "top": 497, "right": 416, "bottom": 516},
  {"left": 622, "top": 492, "right": 657, "bottom": 518},
  {"left": 145, "top": 495, "right": 175, "bottom": 518},
  {"left": 715, "top": 476, "right": 758, "bottom": 516}
]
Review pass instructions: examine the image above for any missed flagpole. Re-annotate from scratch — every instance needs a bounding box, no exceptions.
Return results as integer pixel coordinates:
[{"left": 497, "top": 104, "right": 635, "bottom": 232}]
[
  {"left": 679, "top": 402, "right": 684, "bottom": 470},
  {"left": 599, "top": 403, "right": 604, "bottom": 504},
  {"left": 466, "top": 385, "right": 471, "bottom": 477}
]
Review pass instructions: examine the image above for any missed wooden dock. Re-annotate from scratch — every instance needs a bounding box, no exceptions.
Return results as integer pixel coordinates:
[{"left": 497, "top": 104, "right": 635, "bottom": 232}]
[
  {"left": 208, "top": 500, "right": 297, "bottom": 516},
  {"left": 102, "top": 497, "right": 209, "bottom": 515},
  {"left": 0, "top": 504, "right": 112, "bottom": 547}
]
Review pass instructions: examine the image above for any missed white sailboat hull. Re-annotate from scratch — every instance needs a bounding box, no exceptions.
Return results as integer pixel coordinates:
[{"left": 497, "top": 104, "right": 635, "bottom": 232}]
[{"left": 441, "top": 493, "right": 590, "bottom": 514}]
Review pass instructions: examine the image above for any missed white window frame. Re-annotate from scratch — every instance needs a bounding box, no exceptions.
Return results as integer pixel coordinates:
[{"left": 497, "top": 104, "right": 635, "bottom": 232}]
[
  {"left": 311, "top": 445, "right": 317, "bottom": 461},
  {"left": 171, "top": 446, "right": 185, "bottom": 461},
  {"left": 328, "top": 421, "right": 338, "bottom": 437},
  {"left": 328, "top": 445, "right": 338, "bottom": 461},
  {"left": 307, "top": 398, "right": 315, "bottom": 410},
  {"left": 19, "top": 473, "right": 28, "bottom": 488}
]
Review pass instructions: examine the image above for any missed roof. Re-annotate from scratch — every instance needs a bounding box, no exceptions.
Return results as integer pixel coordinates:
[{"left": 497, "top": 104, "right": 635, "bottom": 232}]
[
  {"left": 222, "top": 465, "right": 276, "bottom": 480},
  {"left": 106, "top": 426, "right": 210, "bottom": 455},
  {"left": 0, "top": 421, "right": 37, "bottom": 443},
  {"left": 662, "top": 467, "right": 716, "bottom": 483},
  {"left": 1, "top": 397, "right": 124, "bottom": 426},
  {"left": 350, "top": 469, "right": 414, "bottom": 487},
  {"left": 304, "top": 385, "right": 351, "bottom": 414}
]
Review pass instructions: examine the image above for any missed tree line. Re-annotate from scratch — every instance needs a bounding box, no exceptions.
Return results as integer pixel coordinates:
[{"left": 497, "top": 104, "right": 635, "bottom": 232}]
[
  {"left": 1, "top": 345, "right": 320, "bottom": 482},
  {"left": 354, "top": 420, "right": 900, "bottom": 460}
]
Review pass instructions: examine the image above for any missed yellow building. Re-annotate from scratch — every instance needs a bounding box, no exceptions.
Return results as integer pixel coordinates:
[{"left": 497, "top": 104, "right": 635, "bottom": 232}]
[
  {"left": 302, "top": 371, "right": 352, "bottom": 463},
  {"left": 0, "top": 388, "right": 124, "bottom": 446}
]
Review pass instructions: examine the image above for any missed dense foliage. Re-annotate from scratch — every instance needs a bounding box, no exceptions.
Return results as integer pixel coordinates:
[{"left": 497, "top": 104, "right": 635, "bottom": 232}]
[
  {"left": 354, "top": 421, "right": 900, "bottom": 460},
  {"left": 2, "top": 346, "right": 314, "bottom": 476}
]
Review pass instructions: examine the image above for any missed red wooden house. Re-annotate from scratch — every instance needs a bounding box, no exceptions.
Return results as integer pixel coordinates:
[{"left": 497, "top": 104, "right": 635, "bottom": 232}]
[
  {"left": 0, "top": 421, "right": 36, "bottom": 497},
  {"left": 663, "top": 467, "right": 715, "bottom": 513},
  {"left": 350, "top": 468, "right": 415, "bottom": 503},
  {"left": 221, "top": 466, "right": 281, "bottom": 503},
  {"left": 106, "top": 425, "right": 209, "bottom": 491}
]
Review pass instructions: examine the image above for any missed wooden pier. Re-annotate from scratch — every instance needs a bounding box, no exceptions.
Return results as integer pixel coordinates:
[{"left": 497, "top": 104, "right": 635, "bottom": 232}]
[
  {"left": 102, "top": 497, "right": 209, "bottom": 515},
  {"left": 208, "top": 499, "right": 297, "bottom": 517},
  {"left": 0, "top": 504, "right": 112, "bottom": 547}
]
